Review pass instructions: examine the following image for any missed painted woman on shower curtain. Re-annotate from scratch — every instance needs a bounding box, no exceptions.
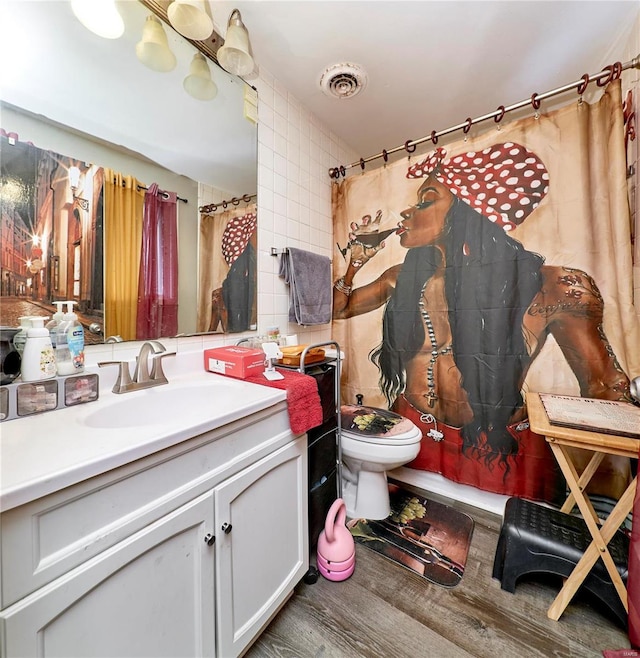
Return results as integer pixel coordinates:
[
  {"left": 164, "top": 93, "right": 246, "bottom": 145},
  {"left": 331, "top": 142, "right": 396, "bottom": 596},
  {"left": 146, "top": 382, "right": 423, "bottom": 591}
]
[{"left": 332, "top": 81, "right": 639, "bottom": 503}]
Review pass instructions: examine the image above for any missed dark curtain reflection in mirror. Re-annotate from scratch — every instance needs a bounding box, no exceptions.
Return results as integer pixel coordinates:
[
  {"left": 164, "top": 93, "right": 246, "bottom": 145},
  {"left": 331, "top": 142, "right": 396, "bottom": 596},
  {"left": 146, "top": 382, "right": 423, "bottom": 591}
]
[
  {"left": 0, "top": 134, "right": 104, "bottom": 344},
  {"left": 197, "top": 205, "right": 257, "bottom": 333}
]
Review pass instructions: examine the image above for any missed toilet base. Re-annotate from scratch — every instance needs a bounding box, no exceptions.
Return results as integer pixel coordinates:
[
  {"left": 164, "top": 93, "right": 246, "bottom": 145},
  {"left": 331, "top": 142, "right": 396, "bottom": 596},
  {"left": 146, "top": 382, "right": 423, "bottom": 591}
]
[{"left": 342, "top": 469, "right": 391, "bottom": 520}]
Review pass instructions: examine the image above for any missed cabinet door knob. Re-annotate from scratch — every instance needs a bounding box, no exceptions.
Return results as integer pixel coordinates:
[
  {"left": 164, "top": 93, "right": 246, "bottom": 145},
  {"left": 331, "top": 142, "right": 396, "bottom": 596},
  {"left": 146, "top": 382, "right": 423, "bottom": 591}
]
[
  {"left": 221, "top": 522, "right": 232, "bottom": 534},
  {"left": 204, "top": 533, "right": 216, "bottom": 546}
]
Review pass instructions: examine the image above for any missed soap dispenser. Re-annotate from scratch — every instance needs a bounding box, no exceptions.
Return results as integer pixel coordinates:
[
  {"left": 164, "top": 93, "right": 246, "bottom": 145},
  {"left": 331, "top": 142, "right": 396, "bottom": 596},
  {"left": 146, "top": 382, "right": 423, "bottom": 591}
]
[
  {"left": 12, "top": 316, "right": 33, "bottom": 356},
  {"left": 45, "top": 302, "right": 65, "bottom": 348},
  {"left": 56, "top": 301, "right": 85, "bottom": 375},
  {"left": 21, "top": 317, "right": 57, "bottom": 382}
]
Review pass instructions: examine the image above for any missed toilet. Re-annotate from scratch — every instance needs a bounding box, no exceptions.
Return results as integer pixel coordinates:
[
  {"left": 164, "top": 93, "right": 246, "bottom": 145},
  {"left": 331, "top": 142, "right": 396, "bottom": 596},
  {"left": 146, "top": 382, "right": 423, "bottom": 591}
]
[{"left": 339, "top": 404, "right": 422, "bottom": 520}]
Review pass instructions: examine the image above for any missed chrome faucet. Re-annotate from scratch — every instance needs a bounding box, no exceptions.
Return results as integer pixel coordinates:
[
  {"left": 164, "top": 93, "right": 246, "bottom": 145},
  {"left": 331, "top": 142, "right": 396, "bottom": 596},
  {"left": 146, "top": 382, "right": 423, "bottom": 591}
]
[{"left": 98, "top": 340, "right": 176, "bottom": 394}]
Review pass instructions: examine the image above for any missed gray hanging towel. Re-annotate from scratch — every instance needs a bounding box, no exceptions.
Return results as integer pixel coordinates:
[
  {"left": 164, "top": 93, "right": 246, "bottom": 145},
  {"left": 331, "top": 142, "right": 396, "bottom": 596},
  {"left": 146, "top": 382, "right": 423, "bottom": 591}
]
[{"left": 279, "top": 247, "right": 332, "bottom": 325}]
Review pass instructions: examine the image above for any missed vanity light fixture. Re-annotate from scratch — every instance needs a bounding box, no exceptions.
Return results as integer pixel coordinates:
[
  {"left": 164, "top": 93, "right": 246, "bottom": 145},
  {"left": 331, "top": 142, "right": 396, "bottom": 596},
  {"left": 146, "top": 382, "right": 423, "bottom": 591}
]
[
  {"left": 217, "top": 9, "right": 254, "bottom": 78},
  {"left": 136, "top": 15, "right": 177, "bottom": 72},
  {"left": 70, "top": 0, "right": 124, "bottom": 39},
  {"left": 167, "top": 0, "right": 213, "bottom": 41},
  {"left": 183, "top": 53, "right": 218, "bottom": 101}
]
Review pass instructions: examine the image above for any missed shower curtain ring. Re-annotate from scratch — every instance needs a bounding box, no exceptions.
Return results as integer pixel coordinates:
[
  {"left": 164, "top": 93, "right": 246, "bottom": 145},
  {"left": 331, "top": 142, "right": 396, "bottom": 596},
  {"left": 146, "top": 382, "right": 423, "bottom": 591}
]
[
  {"left": 360, "top": 158, "right": 366, "bottom": 171},
  {"left": 494, "top": 105, "right": 506, "bottom": 124},
  {"left": 531, "top": 93, "right": 541, "bottom": 119},
  {"left": 339, "top": 165, "right": 346, "bottom": 178},
  {"left": 222, "top": 200, "right": 228, "bottom": 209},
  {"left": 577, "top": 74, "right": 589, "bottom": 96},
  {"left": 463, "top": 117, "right": 472, "bottom": 141},
  {"left": 597, "top": 65, "right": 615, "bottom": 87},
  {"left": 242, "top": 194, "right": 252, "bottom": 203},
  {"left": 382, "top": 149, "right": 388, "bottom": 164},
  {"left": 404, "top": 139, "right": 417, "bottom": 154},
  {"left": 231, "top": 197, "right": 239, "bottom": 206},
  {"left": 430, "top": 130, "right": 438, "bottom": 145},
  {"left": 612, "top": 61, "right": 622, "bottom": 80}
]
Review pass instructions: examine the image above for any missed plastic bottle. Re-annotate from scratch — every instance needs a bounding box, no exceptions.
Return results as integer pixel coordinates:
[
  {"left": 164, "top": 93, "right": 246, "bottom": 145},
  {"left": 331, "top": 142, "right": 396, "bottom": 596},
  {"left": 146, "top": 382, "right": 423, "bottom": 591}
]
[
  {"left": 20, "top": 317, "right": 57, "bottom": 382},
  {"left": 45, "top": 302, "right": 65, "bottom": 349},
  {"left": 56, "top": 301, "right": 84, "bottom": 375},
  {"left": 12, "top": 316, "right": 33, "bottom": 356}
]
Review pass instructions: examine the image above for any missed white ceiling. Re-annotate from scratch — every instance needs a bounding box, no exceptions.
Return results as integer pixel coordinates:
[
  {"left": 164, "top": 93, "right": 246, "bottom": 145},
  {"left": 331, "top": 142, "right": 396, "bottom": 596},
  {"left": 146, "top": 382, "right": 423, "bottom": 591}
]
[{"left": 213, "top": 0, "right": 639, "bottom": 163}]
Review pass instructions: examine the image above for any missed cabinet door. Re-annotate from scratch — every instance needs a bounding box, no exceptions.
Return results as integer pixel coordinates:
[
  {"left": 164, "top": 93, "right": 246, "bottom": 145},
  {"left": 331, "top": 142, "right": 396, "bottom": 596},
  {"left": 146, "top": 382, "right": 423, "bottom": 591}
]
[
  {"left": 215, "top": 437, "right": 308, "bottom": 658},
  {"left": 1, "top": 492, "right": 216, "bottom": 658}
]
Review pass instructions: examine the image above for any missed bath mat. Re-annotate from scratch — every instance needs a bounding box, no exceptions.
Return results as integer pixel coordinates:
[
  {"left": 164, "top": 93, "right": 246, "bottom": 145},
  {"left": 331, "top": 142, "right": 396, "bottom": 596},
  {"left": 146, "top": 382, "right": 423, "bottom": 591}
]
[{"left": 348, "top": 482, "right": 474, "bottom": 588}]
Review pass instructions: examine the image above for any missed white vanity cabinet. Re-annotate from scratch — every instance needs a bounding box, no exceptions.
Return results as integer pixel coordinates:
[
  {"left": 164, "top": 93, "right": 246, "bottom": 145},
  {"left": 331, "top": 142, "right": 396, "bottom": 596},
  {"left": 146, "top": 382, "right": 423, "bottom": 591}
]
[{"left": 0, "top": 402, "right": 308, "bottom": 658}]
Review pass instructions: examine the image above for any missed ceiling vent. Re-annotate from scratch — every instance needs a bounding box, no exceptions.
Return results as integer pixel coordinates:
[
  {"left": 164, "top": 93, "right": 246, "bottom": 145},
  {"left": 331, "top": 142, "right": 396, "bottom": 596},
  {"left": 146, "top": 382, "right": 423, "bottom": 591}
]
[{"left": 319, "top": 63, "right": 367, "bottom": 99}]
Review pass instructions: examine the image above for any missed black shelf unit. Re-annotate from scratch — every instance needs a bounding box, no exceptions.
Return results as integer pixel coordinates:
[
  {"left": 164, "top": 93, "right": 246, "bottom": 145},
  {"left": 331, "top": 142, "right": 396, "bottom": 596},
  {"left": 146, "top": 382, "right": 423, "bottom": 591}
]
[{"left": 278, "top": 342, "right": 342, "bottom": 550}]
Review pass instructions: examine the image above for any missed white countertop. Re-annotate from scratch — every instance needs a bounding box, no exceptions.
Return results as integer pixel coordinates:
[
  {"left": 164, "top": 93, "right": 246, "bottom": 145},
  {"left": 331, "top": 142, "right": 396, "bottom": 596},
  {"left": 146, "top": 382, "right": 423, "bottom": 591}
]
[{"left": 0, "top": 367, "right": 286, "bottom": 512}]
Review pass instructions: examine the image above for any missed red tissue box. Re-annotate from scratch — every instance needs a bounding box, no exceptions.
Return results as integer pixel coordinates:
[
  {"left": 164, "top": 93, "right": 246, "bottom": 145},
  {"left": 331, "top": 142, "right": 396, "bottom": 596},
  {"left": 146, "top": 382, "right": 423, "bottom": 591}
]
[{"left": 203, "top": 346, "right": 265, "bottom": 379}]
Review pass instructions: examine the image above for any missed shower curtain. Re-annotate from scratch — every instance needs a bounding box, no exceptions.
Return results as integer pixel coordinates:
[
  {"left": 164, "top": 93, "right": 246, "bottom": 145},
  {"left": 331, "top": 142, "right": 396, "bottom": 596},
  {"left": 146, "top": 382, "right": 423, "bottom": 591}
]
[
  {"left": 197, "top": 204, "right": 257, "bottom": 333},
  {"left": 332, "top": 81, "right": 639, "bottom": 503}
]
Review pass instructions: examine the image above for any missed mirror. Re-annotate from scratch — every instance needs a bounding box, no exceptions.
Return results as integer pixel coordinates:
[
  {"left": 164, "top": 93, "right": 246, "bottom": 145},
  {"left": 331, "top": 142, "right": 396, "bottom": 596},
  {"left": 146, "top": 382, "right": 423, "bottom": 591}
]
[{"left": 0, "top": 0, "right": 258, "bottom": 343}]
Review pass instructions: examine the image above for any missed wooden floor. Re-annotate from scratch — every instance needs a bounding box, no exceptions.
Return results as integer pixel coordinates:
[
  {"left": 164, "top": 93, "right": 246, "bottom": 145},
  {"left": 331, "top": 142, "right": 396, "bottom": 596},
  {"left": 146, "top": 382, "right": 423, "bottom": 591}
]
[{"left": 246, "top": 490, "right": 630, "bottom": 658}]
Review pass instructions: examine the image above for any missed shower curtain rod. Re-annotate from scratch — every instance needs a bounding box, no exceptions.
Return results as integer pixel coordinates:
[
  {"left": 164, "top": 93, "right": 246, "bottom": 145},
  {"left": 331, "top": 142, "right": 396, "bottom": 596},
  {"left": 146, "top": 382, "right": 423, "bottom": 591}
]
[
  {"left": 111, "top": 177, "right": 187, "bottom": 203},
  {"left": 328, "top": 55, "right": 640, "bottom": 179},
  {"left": 136, "top": 184, "right": 188, "bottom": 204},
  {"left": 199, "top": 193, "right": 257, "bottom": 214}
]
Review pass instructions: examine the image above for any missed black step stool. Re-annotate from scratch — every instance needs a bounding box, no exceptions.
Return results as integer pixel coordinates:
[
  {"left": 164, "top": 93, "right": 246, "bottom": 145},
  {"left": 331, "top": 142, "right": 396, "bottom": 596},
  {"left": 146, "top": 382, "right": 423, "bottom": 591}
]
[{"left": 492, "top": 496, "right": 629, "bottom": 626}]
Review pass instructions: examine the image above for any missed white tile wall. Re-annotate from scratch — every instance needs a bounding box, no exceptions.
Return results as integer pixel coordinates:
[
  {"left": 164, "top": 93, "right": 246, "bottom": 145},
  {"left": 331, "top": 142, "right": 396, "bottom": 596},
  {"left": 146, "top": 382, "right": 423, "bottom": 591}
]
[{"left": 241, "top": 65, "right": 357, "bottom": 348}]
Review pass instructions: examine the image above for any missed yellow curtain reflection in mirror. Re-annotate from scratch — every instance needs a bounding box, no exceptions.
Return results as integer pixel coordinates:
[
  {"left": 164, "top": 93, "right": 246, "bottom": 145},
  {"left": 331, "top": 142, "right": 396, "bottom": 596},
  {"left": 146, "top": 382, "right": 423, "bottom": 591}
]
[{"left": 104, "top": 170, "right": 144, "bottom": 340}]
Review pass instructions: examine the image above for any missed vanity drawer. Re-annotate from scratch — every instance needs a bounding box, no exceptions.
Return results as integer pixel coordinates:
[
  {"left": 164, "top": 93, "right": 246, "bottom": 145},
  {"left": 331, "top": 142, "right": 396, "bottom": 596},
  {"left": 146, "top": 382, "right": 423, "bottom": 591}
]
[{"left": 1, "top": 404, "right": 291, "bottom": 608}]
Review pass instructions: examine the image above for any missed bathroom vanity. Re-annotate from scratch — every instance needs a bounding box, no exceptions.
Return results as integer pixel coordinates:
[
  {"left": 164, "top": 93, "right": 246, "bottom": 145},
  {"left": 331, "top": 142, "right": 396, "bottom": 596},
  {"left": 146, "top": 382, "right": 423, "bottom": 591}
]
[{"left": 0, "top": 369, "right": 308, "bottom": 657}]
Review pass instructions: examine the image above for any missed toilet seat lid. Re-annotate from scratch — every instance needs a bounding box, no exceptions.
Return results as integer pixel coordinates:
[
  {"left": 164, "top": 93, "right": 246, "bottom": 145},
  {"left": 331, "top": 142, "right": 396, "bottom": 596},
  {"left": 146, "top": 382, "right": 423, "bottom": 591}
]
[{"left": 340, "top": 405, "right": 421, "bottom": 445}]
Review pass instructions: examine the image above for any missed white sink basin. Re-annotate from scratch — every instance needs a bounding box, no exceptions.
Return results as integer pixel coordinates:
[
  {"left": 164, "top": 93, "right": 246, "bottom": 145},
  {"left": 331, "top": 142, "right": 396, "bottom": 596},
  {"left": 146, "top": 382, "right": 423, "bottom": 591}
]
[{"left": 83, "top": 380, "right": 254, "bottom": 429}]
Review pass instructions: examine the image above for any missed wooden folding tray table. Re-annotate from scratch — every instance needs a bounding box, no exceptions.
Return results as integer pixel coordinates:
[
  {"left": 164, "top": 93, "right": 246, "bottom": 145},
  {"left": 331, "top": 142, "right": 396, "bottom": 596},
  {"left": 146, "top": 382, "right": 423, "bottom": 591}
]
[{"left": 528, "top": 392, "right": 639, "bottom": 621}]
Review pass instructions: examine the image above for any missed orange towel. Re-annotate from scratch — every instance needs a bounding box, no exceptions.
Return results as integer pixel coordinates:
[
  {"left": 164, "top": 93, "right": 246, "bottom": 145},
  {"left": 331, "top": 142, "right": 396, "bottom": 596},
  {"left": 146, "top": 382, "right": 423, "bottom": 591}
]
[{"left": 246, "top": 368, "right": 323, "bottom": 434}]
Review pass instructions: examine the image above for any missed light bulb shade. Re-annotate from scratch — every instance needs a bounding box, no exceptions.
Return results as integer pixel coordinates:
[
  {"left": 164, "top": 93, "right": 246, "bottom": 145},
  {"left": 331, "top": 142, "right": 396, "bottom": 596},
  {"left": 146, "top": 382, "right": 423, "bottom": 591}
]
[
  {"left": 167, "top": 0, "right": 213, "bottom": 40},
  {"left": 183, "top": 53, "right": 218, "bottom": 101},
  {"left": 217, "top": 10, "right": 254, "bottom": 77},
  {"left": 136, "top": 15, "right": 177, "bottom": 72},
  {"left": 71, "top": 0, "right": 124, "bottom": 39}
]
